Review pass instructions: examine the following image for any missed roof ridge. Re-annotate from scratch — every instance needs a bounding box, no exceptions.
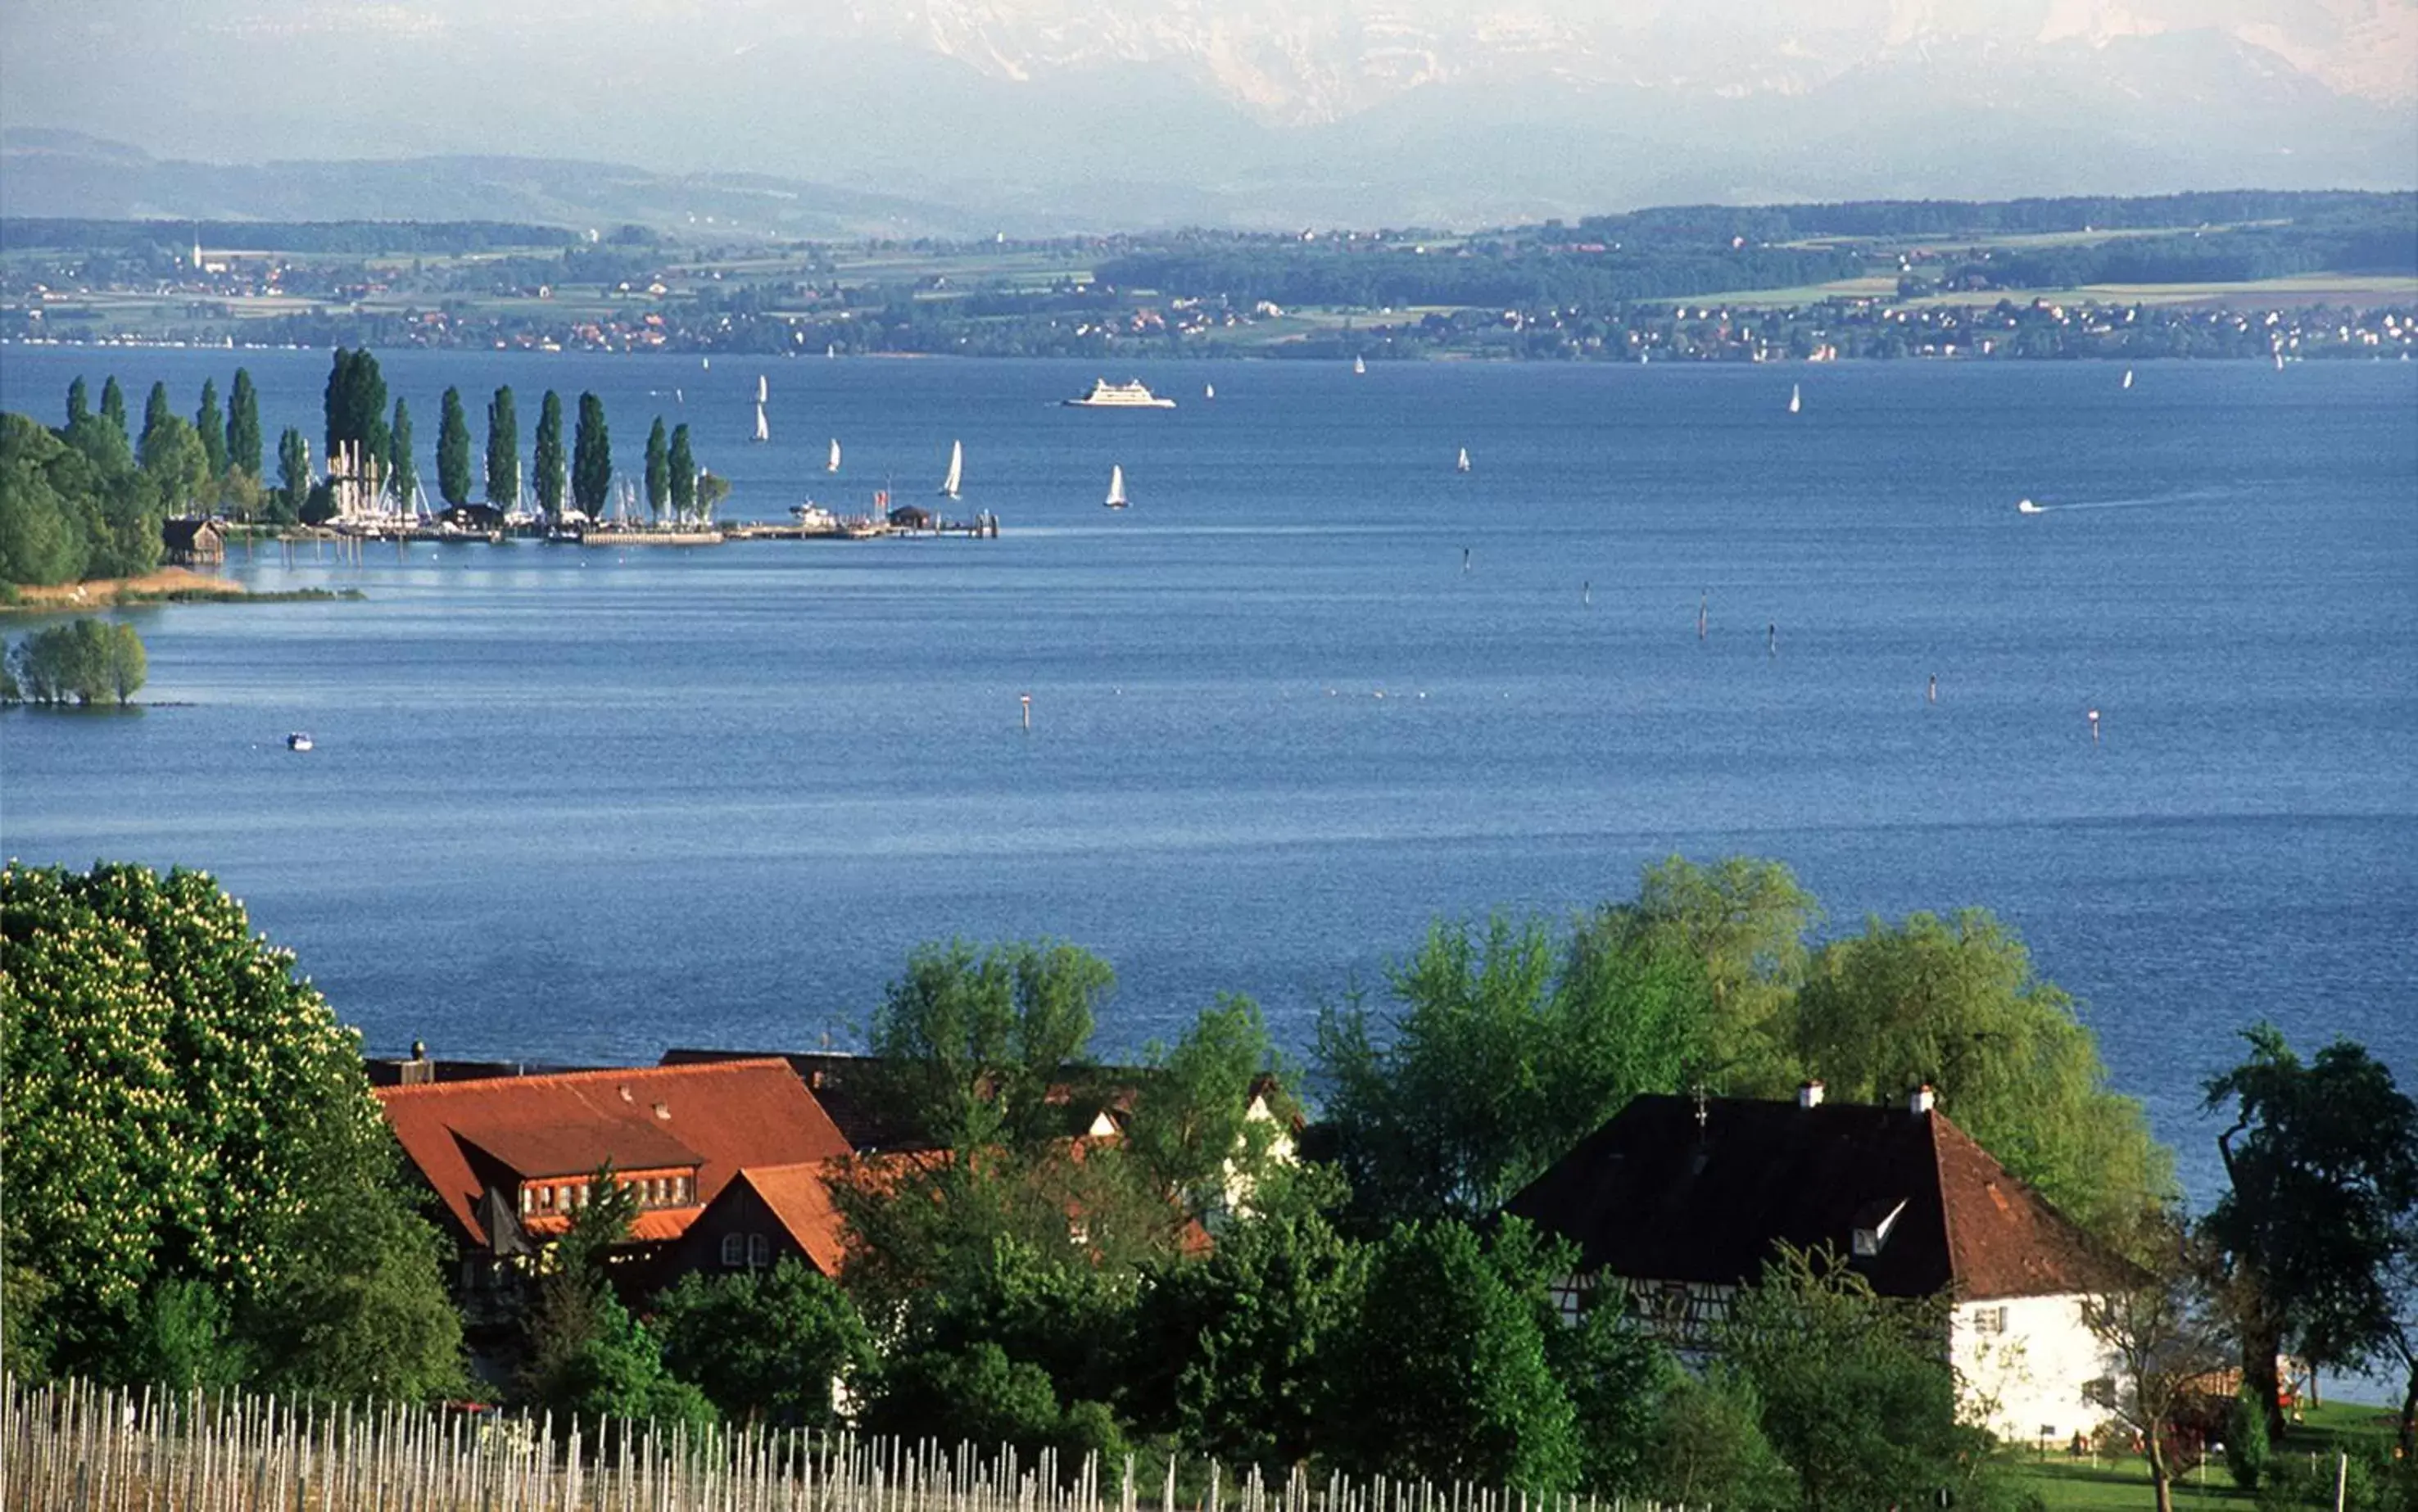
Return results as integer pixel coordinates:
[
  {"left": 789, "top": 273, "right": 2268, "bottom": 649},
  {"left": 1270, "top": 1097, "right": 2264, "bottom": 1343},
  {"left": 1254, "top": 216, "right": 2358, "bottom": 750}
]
[{"left": 374, "top": 1057, "right": 798, "bottom": 1100}]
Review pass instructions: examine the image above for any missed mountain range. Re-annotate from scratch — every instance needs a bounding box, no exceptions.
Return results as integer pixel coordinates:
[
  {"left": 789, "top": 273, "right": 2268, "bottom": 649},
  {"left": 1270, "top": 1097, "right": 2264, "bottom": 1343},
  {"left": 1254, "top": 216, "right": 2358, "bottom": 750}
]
[{"left": 2, "top": 0, "right": 2410, "bottom": 233}]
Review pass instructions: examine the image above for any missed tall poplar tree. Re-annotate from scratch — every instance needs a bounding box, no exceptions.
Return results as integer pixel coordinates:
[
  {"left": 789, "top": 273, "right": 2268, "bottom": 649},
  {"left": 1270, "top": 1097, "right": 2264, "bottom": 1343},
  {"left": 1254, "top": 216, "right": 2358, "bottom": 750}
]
[
  {"left": 388, "top": 399, "right": 418, "bottom": 509},
  {"left": 668, "top": 425, "right": 695, "bottom": 517},
  {"left": 533, "top": 391, "right": 568, "bottom": 516},
  {"left": 321, "top": 349, "right": 388, "bottom": 483},
  {"left": 275, "top": 428, "right": 312, "bottom": 522},
  {"left": 435, "top": 387, "right": 473, "bottom": 508},
  {"left": 484, "top": 387, "right": 519, "bottom": 507},
  {"left": 194, "top": 379, "right": 229, "bottom": 478},
  {"left": 65, "top": 377, "right": 89, "bottom": 428},
  {"left": 227, "top": 369, "right": 263, "bottom": 478},
  {"left": 644, "top": 417, "right": 670, "bottom": 519},
  {"left": 142, "top": 383, "right": 173, "bottom": 448},
  {"left": 571, "top": 392, "right": 611, "bottom": 518},
  {"left": 99, "top": 377, "right": 128, "bottom": 441}
]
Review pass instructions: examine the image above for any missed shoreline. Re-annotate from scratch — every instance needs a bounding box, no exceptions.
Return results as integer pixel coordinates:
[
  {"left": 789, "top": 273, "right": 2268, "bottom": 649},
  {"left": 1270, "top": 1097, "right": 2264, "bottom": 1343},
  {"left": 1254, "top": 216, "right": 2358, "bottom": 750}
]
[{"left": 1, "top": 569, "right": 360, "bottom": 615}]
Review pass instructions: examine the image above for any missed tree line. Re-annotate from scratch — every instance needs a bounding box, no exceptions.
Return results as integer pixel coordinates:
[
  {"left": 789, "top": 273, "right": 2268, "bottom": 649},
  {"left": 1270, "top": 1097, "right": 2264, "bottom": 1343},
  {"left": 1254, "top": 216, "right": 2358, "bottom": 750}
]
[
  {"left": 0, "top": 350, "right": 721, "bottom": 573},
  {"left": 0, "top": 369, "right": 263, "bottom": 586},
  {"left": 0, "top": 618, "right": 145, "bottom": 705},
  {"left": 2, "top": 857, "right": 2411, "bottom": 1511}
]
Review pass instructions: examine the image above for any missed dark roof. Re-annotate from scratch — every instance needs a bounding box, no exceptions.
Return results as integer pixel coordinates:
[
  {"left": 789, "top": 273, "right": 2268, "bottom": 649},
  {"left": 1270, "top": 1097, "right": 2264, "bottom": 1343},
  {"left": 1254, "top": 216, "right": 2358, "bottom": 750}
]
[
  {"left": 377, "top": 1060, "right": 854, "bottom": 1249},
  {"left": 161, "top": 518, "right": 222, "bottom": 547},
  {"left": 1501, "top": 1094, "right": 2131, "bottom": 1302}
]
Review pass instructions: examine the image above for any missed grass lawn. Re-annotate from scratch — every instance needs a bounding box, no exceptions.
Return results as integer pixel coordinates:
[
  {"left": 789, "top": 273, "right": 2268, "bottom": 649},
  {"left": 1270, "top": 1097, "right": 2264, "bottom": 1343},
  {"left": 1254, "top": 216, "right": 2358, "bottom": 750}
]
[
  {"left": 2011, "top": 1455, "right": 2257, "bottom": 1511},
  {"left": 2008, "top": 1400, "right": 2401, "bottom": 1511}
]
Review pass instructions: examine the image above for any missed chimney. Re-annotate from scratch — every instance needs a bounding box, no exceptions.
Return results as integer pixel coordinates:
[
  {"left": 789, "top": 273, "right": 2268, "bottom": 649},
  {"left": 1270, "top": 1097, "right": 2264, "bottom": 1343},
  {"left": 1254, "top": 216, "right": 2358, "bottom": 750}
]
[
  {"left": 1909, "top": 1084, "right": 1936, "bottom": 1115},
  {"left": 1796, "top": 1080, "right": 1825, "bottom": 1109}
]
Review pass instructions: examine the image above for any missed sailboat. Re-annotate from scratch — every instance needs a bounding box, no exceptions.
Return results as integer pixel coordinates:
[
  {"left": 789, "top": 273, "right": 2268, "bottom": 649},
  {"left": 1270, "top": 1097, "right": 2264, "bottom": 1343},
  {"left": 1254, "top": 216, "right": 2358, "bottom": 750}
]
[
  {"left": 938, "top": 440, "right": 963, "bottom": 500},
  {"left": 2122, "top": 369, "right": 2135, "bottom": 390},
  {"left": 1787, "top": 383, "right": 1802, "bottom": 415},
  {"left": 1204, "top": 382, "right": 1216, "bottom": 400},
  {"left": 1104, "top": 464, "right": 1128, "bottom": 510},
  {"left": 753, "top": 399, "right": 769, "bottom": 444},
  {"left": 1456, "top": 447, "right": 1471, "bottom": 473},
  {"left": 827, "top": 438, "right": 841, "bottom": 474},
  {"left": 757, "top": 374, "right": 768, "bottom": 405},
  {"left": 1352, "top": 355, "right": 1367, "bottom": 376}
]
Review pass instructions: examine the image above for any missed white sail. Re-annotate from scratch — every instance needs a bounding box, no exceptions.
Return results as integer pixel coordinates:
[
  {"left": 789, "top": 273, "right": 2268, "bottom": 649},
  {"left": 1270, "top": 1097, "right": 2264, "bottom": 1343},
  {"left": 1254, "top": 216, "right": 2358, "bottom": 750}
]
[
  {"left": 1204, "top": 382, "right": 1216, "bottom": 399},
  {"left": 827, "top": 438, "right": 841, "bottom": 473},
  {"left": 1352, "top": 355, "right": 1366, "bottom": 375},
  {"left": 1456, "top": 447, "right": 1470, "bottom": 473},
  {"left": 1787, "top": 383, "right": 1801, "bottom": 415},
  {"left": 2122, "top": 369, "right": 2135, "bottom": 390},
  {"left": 939, "top": 439, "right": 962, "bottom": 499},
  {"left": 757, "top": 374, "right": 768, "bottom": 405},
  {"left": 754, "top": 401, "right": 769, "bottom": 443},
  {"left": 1105, "top": 464, "right": 1126, "bottom": 509}
]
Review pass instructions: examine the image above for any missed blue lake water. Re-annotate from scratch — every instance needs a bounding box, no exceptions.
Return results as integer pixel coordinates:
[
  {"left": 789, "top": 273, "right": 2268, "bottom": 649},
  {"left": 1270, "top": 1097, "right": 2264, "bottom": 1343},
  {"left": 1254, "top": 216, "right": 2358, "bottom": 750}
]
[{"left": 3, "top": 348, "right": 2414, "bottom": 1205}]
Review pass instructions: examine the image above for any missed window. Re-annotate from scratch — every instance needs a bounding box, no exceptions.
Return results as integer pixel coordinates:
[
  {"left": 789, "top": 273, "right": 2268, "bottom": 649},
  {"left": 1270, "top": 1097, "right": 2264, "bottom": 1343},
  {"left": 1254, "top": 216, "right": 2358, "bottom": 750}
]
[
  {"left": 1972, "top": 1306, "right": 2009, "bottom": 1334},
  {"left": 748, "top": 1234, "right": 770, "bottom": 1267},
  {"left": 721, "top": 1233, "right": 745, "bottom": 1269}
]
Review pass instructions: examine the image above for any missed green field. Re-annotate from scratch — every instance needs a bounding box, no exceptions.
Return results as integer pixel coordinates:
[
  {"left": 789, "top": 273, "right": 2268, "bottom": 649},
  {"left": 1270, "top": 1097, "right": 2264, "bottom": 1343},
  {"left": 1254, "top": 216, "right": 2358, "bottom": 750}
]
[{"left": 2008, "top": 1401, "right": 2399, "bottom": 1511}]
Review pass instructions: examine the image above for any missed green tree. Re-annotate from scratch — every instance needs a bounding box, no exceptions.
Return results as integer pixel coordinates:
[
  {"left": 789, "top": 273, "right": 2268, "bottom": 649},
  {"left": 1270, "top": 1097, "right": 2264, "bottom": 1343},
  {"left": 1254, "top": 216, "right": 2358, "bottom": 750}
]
[
  {"left": 1122, "top": 995, "right": 1296, "bottom": 1222},
  {"left": 2202, "top": 1025, "right": 2418, "bottom": 1441},
  {"left": 867, "top": 939, "right": 1116, "bottom": 1153},
  {"left": 523, "top": 1162, "right": 712, "bottom": 1428},
  {"left": 862, "top": 1341, "right": 1113, "bottom": 1464},
  {"left": 644, "top": 416, "right": 669, "bottom": 520},
  {"left": 533, "top": 392, "right": 568, "bottom": 516},
  {"left": 139, "top": 414, "right": 209, "bottom": 518},
  {"left": 1316, "top": 909, "right": 1712, "bottom": 1228},
  {"left": 0, "top": 862, "right": 463, "bottom": 1399},
  {"left": 1791, "top": 909, "right": 2171, "bottom": 1233},
  {"left": 570, "top": 392, "right": 611, "bottom": 518},
  {"left": 227, "top": 369, "right": 263, "bottom": 478},
  {"left": 65, "top": 377, "right": 89, "bottom": 428},
  {"left": 1320, "top": 1218, "right": 1580, "bottom": 1492},
  {"left": 193, "top": 379, "right": 228, "bottom": 478},
  {"left": 654, "top": 1257, "right": 872, "bottom": 1428},
  {"left": 0, "top": 413, "right": 93, "bottom": 586},
  {"left": 98, "top": 376, "right": 128, "bottom": 441},
  {"left": 274, "top": 428, "right": 311, "bottom": 525},
  {"left": 1638, "top": 1367, "right": 1795, "bottom": 1512},
  {"left": 484, "top": 387, "right": 518, "bottom": 506},
  {"left": 1128, "top": 1188, "right": 1364, "bottom": 1470},
  {"left": 141, "top": 383, "right": 173, "bottom": 448},
  {"left": 435, "top": 387, "right": 472, "bottom": 508},
  {"left": 696, "top": 471, "right": 731, "bottom": 518},
  {"left": 7, "top": 619, "right": 146, "bottom": 705},
  {"left": 668, "top": 424, "right": 695, "bottom": 517},
  {"left": 387, "top": 398, "right": 418, "bottom": 509},
  {"left": 1601, "top": 855, "right": 1817, "bottom": 1092},
  {"left": 320, "top": 349, "right": 388, "bottom": 487},
  {"left": 1723, "top": 1245, "right": 2001, "bottom": 1512}
]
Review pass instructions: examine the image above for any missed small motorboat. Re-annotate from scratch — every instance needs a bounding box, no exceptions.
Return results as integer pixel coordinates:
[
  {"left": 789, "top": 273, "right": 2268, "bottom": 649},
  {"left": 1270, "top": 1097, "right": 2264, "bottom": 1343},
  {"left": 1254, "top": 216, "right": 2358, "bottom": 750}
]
[
  {"left": 286, "top": 732, "right": 315, "bottom": 752},
  {"left": 2016, "top": 499, "right": 2043, "bottom": 514}
]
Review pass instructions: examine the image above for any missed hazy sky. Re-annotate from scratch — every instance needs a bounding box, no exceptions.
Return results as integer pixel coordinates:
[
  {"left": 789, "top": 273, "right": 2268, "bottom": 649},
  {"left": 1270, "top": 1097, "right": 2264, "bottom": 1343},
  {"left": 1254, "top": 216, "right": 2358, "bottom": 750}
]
[{"left": 3, "top": 0, "right": 2410, "bottom": 226}]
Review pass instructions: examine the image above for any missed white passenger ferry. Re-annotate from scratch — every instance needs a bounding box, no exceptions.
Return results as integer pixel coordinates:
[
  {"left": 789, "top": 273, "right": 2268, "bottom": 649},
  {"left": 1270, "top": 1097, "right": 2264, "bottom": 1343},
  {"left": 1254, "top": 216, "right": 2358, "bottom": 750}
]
[{"left": 1063, "top": 378, "right": 1176, "bottom": 409}]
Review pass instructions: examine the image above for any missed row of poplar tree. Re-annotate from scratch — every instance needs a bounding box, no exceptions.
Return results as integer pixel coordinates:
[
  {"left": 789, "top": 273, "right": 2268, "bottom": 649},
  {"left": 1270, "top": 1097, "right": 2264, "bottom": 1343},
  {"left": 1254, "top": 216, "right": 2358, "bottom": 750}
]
[{"left": 316, "top": 347, "right": 711, "bottom": 523}]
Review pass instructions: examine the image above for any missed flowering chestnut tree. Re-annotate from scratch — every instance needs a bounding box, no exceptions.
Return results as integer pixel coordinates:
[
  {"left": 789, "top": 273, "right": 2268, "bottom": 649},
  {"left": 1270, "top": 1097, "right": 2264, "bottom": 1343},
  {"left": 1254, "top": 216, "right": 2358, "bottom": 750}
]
[{"left": 2, "top": 862, "right": 460, "bottom": 1399}]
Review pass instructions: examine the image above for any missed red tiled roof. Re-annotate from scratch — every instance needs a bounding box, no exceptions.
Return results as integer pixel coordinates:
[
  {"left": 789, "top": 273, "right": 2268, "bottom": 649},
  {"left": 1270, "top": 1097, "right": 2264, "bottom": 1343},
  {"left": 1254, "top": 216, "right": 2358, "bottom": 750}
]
[
  {"left": 378, "top": 1061, "right": 853, "bottom": 1248},
  {"left": 729, "top": 1161, "right": 855, "bottom": 1276},
  {"left": 523, "top": 1207, "right": 700, "bottom": 1242}
]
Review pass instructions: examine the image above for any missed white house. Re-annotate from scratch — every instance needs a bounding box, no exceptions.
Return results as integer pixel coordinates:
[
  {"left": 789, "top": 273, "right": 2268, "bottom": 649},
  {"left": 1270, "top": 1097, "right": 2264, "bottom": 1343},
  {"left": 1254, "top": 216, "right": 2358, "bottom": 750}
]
[{"left": 1503, "top": 1082, "right": 2135, "bottom": 1444}]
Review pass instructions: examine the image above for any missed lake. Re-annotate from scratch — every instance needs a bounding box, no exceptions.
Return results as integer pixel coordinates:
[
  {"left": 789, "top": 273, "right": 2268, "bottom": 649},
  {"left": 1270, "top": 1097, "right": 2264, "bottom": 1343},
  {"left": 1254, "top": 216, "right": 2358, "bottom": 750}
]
[{"left": 4, "top": 347, "right": 2414, "bottom": 1203}]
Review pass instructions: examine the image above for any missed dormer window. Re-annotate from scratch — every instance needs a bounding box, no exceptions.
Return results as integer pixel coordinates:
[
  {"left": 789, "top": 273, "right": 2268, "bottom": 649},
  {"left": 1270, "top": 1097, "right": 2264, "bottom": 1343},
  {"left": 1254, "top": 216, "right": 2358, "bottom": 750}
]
[{"left": 1851, "top": 1198, "right": 1909, "bottom": 1257}]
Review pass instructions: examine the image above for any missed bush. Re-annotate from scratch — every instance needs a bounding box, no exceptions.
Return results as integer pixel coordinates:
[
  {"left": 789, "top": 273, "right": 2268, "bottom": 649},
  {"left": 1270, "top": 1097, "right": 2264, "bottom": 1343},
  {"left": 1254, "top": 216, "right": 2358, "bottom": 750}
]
[{"left": 2226, "top": 1388, "right": 2270, "bottom": 1489}]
